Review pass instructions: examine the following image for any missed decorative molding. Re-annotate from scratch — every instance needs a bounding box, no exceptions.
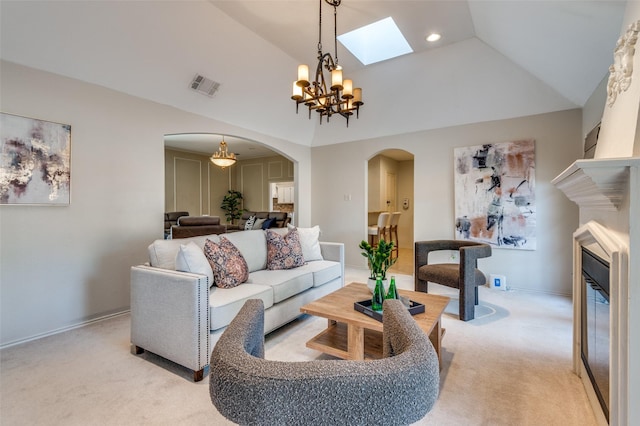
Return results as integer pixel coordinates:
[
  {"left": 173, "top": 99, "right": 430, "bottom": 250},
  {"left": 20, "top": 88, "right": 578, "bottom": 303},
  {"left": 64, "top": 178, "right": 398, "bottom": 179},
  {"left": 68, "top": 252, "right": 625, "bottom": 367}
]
[
  {"left": 240, "top": 163, "right": 265, "bottom": 210},
  {"left": 607, "top": 20, "right": 640, "bottom": 107},
  {"left": 173, "top": 157, "right": 203, "bottom": 214},
  {"left": 268, "top": 161, "right": 283, "bottom": 179},
  {"left": 551, "top": 158, "right": 638, "bottom": 211}
]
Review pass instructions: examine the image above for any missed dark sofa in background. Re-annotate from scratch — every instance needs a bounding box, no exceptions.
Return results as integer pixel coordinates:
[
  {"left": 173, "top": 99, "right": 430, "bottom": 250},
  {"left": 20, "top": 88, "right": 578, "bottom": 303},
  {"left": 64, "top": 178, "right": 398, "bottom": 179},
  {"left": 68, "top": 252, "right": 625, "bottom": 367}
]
[
  {"left": 171, "top": 216, "right": 226, "bottom": 239},
  {"left": 226, "top": 211, "right": 290, "bottom": 232}
]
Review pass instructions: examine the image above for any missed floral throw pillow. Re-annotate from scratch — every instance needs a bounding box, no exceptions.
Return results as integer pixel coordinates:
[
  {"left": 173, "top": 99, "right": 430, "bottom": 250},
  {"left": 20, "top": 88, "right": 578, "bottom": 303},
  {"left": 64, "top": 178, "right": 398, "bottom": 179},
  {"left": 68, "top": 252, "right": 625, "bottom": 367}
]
[
  {"left": 266, "top": 228, "right": 305, "bottom": 270},
  {"left": 203, "top": 237, "right": 249, "bottom": 288}
]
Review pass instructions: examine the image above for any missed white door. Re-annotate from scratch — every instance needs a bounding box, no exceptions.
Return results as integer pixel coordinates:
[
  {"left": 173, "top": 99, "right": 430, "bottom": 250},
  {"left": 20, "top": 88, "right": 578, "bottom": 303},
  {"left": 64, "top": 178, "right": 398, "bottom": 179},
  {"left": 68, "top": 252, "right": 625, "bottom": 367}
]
[{"left": 385, "top": 172, "right": 397, "bottom": 212}]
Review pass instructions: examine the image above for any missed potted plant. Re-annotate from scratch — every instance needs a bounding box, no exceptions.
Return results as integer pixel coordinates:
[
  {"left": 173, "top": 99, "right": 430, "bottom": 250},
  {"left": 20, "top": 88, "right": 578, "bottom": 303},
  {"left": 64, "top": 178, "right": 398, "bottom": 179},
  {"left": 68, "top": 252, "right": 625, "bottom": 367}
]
[
  {"left": 220, "top": 190, "right": 245, "bottom": 224},
  {"left": 359, "top": 239, "right": 397, "bottom": 292}
]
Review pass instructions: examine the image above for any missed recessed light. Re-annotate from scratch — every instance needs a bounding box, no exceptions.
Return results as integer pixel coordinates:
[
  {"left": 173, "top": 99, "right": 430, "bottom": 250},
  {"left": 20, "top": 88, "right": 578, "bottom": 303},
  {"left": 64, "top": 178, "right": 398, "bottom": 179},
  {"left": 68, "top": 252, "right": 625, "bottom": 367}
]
[{"left": 426, "top": 33, "right": 441, "bottom": 43}]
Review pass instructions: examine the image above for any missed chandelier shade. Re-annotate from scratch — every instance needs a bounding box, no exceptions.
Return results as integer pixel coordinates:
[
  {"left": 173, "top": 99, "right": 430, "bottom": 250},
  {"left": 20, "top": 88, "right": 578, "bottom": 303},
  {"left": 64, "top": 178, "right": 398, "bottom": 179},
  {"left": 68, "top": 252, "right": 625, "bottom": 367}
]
[
  {"left": 210, "top": 136, "right": 236, "bottom": 168},
  {"left": 291, "top": 0, "right": 363, "bottom": 126}
]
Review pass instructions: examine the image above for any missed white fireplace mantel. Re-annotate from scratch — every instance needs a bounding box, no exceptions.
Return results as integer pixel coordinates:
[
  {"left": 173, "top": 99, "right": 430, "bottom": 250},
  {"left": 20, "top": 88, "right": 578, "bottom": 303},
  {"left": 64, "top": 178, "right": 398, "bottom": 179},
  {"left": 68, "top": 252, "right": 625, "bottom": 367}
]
[
  {"left": 553, "top": 157, "right": 639, "bottom": 426},
  {"left": 551, "top": 158, "right": 637, "bottom": 211}
]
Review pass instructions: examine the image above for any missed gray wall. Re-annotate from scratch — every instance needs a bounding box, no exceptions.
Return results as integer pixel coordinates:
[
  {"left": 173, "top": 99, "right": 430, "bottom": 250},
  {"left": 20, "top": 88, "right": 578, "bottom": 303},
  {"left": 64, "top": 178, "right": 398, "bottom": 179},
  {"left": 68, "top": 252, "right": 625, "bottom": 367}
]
[
  {"left": 165, "top": 148, "right": 232, "bottom": 218},
  {"left": 311, "top": 109, "right": 582, "bottom": 295},
  {"left": 0, "top": 60, "right": 311, "bottom": 347},
  {"left": 1, "top": 59, "right": 583, "bottom": 347}
]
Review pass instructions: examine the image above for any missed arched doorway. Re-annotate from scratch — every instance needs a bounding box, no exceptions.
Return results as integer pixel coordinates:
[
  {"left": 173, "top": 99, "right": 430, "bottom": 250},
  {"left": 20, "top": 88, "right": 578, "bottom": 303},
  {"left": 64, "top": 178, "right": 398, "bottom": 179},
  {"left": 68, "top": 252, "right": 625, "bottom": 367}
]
[
  {"left": 164, "top": 133, "right": 297, "bottom": 228},
  {"left": 367, "top": 149, "right": 414, "bottom": 275}
]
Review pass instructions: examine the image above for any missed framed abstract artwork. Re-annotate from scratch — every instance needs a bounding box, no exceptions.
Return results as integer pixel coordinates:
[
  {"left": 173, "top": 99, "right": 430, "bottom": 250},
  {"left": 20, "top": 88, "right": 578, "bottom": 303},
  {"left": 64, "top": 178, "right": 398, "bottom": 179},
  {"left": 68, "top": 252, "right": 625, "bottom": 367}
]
[
  {"left": 454, "top": 139, "right": 536, "bottom": 250},
  {"left": 0, "top": 113, "right": 71, "bottom": 205}
]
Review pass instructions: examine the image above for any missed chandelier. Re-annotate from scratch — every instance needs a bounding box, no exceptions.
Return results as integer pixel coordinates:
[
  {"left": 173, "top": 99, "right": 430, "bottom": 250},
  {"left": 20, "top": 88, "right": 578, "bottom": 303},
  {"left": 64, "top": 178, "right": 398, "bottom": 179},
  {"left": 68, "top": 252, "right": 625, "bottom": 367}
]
[
  {"left": 210, "top": 136, "right": 236, "bottom": 168},
  {"left": 291, "top": 0, "right": 363, "bottom": 126}
]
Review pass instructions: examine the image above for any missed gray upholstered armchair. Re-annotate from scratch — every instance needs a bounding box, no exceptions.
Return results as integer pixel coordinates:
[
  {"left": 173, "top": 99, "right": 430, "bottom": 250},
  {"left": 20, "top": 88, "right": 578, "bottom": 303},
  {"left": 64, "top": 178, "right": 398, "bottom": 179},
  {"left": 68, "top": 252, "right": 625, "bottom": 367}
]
[
  {"left": 415, "top": 240, "right": 491, "bottom": 321},
  {"left": 210, "top": 299, "right": 440, "bottom": 426}
]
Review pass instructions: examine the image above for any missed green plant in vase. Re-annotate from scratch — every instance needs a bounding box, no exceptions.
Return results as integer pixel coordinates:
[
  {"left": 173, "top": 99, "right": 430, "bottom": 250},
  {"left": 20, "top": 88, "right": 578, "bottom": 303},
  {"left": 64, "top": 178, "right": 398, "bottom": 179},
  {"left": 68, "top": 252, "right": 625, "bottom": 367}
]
[
  {"left": 359, "top": 239, "right": 397, "bottom": 292},
  {"left": 220, "top": 190, "right": 245, "bottom": 224}
]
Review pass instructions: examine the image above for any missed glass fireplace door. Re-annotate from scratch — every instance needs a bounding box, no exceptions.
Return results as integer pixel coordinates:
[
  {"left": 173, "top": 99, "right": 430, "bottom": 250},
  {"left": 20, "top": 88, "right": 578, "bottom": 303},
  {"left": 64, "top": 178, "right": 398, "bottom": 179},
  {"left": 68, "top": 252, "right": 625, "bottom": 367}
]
[{"left": 581, "top": 247, "right": 610, "bottom": 421}]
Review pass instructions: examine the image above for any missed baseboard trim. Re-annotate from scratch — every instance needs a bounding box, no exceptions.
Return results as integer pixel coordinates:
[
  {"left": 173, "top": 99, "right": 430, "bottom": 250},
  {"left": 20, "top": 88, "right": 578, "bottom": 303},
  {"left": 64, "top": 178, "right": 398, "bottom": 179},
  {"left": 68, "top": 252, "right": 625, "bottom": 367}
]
[
  {"left": 0, "top": 310, "right": 130, "bottom": 350},
  {"left": 500, "top": 285, "right": 572, "bottom": 298}
]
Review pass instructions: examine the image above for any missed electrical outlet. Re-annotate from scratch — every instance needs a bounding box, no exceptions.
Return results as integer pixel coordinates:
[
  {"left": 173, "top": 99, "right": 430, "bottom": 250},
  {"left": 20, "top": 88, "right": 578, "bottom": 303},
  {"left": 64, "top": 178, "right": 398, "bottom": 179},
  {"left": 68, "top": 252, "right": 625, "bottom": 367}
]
[{"left": 489, "top": 274, "right": 507, "bottom": 291}]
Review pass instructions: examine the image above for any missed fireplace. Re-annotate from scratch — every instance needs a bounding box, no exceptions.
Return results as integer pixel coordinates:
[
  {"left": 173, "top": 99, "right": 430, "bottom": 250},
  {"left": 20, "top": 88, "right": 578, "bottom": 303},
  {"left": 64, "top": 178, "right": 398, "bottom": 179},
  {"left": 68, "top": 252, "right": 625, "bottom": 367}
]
[
  {"left": 581, "top": 247, "right": 610, "bottom": 421},
  {"left": 553, "top": 158, "right": 639, "bottom": 426}
]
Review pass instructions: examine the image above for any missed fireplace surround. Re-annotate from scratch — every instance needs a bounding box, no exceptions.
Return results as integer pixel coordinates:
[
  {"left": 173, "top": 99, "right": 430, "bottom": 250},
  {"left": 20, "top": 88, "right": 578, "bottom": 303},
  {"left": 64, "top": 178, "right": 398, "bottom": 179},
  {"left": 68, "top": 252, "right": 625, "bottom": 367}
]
[{"left": 553, "top": 158, "right": 639, "bottom": 426}]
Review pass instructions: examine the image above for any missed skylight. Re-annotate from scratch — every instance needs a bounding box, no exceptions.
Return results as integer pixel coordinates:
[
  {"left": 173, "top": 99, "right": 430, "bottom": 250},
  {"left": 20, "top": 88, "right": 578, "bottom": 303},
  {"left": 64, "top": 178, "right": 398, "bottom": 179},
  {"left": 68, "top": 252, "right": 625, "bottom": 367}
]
[{"left": 337, "top": 17, "right": 413, "bottom": 66}]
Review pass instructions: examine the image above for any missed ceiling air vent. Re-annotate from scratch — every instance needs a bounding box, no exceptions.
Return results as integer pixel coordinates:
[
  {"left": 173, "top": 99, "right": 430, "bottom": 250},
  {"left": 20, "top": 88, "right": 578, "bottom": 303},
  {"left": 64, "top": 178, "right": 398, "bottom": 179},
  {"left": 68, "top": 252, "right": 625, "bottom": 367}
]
[{"left": 190, "top": 74, "right": 220, "bottom": 97}]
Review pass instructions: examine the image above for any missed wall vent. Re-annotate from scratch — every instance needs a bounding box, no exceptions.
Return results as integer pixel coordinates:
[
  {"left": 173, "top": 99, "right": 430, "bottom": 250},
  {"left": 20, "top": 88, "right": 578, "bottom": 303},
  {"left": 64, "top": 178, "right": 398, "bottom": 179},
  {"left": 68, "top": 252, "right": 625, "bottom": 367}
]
[{"left": 190, "top": 74, "right": 220, "bottom": 97}]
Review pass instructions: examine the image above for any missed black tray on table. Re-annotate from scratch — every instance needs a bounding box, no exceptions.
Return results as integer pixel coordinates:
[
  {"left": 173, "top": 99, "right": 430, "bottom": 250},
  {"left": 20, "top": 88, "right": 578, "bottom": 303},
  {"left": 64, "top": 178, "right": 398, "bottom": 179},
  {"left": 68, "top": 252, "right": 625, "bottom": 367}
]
[{"left": 354, "top": 298, "right": 425, "bottom": 322}]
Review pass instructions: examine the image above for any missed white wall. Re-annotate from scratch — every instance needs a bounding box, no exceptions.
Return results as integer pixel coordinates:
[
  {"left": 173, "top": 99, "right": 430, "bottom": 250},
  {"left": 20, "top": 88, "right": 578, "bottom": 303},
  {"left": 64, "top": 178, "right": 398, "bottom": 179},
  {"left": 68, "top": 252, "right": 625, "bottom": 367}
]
[
  {"left": 582, "top": 75, "right": 607, "bottom": 144},
  {"left": 0, "top": 61, "right": 311, "bottom": 346},
  {"left": 0, "top": 59, "right": 585, "bottom": 345},
  {"left": 311, "top": 109, "right": 582, "bottom": 295},
  {"left": 596, "top": 1, "right": 640, "bottom": 158}
]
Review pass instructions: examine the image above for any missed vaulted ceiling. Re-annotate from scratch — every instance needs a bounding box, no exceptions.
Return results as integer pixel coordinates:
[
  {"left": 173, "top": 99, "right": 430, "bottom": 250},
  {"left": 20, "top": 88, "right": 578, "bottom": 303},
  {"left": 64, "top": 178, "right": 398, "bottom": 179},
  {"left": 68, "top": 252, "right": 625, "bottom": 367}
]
[{"left": 0, "top": 1, "right": 627, "bottom": 149}]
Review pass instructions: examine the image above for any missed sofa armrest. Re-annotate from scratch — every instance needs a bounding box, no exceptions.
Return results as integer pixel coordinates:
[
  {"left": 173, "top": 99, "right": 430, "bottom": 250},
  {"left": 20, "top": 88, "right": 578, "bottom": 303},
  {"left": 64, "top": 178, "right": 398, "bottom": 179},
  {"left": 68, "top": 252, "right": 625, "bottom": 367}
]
[
  {"left": 130, "top": 265, "right": 210, "bottom": 381},
  {"left": 319, "top": 242, "right": 345, "bottom": 287}
]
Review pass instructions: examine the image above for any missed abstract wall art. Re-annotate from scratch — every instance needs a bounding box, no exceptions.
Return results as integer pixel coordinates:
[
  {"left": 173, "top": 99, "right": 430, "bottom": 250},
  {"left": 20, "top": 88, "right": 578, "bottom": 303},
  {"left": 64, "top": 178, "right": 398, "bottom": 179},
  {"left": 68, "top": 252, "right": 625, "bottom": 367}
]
[
  {"left": 454, "top": 139, "right": 536, "bottom": 250},
  {"left": 0, "top": 113, "right": 71, "bottom": 205}
]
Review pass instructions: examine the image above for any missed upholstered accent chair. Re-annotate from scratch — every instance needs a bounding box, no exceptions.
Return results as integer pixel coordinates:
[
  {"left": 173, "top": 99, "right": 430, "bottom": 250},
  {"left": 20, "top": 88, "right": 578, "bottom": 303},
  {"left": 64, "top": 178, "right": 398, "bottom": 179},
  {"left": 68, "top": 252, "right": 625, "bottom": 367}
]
[
  {"left": 210, "top": 299, "right": 440, "bottom": 426},
  {"left": 415, "top": 240, "right": 492, "bottom": 321}
]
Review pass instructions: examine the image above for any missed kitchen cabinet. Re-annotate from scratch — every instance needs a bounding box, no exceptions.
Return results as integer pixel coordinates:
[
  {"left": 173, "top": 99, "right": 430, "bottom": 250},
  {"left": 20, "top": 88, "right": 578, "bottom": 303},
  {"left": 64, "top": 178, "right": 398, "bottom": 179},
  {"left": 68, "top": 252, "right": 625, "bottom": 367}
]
[{"left": 277, "top": 185, "right": 294, "bottom": 204}]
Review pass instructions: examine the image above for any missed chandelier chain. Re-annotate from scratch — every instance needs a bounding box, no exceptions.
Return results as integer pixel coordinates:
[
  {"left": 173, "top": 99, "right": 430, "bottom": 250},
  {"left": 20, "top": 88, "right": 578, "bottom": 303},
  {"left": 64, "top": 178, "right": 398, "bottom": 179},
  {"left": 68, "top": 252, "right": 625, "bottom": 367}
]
[
  {"left": 292, "top": 0, "right": 362, "bottom": 126},
  {"left": 333, "top": 2, "right": 338, "bottom": 67},
  {"left": 317, "top": 0, "right": 322, "bottom": 54}
]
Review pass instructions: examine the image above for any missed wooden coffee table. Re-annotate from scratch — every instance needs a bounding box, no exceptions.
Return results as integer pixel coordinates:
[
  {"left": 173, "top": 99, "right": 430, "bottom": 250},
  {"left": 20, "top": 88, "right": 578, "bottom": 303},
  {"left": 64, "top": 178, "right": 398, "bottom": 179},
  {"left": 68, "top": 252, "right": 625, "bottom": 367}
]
[{"left": 300, "top": 282, "right": 450, "bottom": 364}]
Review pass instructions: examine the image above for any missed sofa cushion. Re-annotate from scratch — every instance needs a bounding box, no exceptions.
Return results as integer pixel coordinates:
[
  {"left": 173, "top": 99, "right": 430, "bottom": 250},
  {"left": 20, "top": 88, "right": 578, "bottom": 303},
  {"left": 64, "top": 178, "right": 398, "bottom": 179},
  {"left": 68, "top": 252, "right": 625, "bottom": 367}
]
[
  {"left": 303, "top": 260, "right": 342, "bottom": 287},
  {"left": 178, "top": 216, "right": 220, "bottom": 226},
  {"left": 209, "top": 284, "right": 274, "bottom": 331},
  {"left": 287, "top": 224, "right": 323, "bottom": 262},
  {"left": 248, "top": 269, "right": 313, "bottom": 303},
  {"left": 175, "top": 242, "right": 214, "bottom": 287},
  {"left": 266, "top": 229, "right": 305, "bottom": 270},
  {"left": 223, "top": 230, "right": 267, "bottom": 272},
  {"left": 204, "top": 237, "right": 249, "bottom": 289}
]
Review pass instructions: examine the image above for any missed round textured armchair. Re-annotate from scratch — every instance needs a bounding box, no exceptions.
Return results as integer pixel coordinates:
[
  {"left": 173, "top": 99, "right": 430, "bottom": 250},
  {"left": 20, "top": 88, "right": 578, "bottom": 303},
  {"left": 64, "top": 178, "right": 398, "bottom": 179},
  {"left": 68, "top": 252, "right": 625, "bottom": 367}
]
[{"left": 210, "top": 299, "right": 440, "bottom": 426}]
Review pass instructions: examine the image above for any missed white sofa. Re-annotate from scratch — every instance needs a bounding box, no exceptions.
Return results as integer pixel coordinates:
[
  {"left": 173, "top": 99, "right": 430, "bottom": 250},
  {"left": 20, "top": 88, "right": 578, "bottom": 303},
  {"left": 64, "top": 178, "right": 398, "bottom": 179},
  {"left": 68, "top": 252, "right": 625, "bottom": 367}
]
[{"left": 130, "top": 229, "right": 344, "bottom": 381}]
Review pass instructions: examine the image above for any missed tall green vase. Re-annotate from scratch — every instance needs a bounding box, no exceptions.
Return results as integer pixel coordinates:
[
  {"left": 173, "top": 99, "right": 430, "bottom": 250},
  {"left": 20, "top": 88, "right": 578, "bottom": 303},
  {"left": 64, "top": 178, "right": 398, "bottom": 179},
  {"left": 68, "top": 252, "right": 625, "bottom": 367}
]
[{"left": 372, "top": 276, "right": 384, "bottom": 312}]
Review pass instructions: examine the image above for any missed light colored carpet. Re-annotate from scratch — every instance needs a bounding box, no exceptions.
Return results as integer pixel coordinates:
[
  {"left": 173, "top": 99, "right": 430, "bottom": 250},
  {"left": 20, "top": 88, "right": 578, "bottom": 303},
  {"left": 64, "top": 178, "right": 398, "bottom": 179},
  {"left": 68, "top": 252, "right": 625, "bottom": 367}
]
[{"left": 0, "top": 268, "right": 596, "bottom": 425}]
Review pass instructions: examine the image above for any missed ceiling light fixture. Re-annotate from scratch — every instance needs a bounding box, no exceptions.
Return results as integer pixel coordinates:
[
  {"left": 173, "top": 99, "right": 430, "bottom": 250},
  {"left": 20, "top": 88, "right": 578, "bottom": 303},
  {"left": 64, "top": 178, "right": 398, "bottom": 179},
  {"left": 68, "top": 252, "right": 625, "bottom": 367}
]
[
  {"left": 426, "top": 33, "right": 441, "bottom": 42},
  {"left": 291, "top": 0, "right": 363, "bottom": 126},
  {"left": 210, "top": 136, "right": 236, "bottom": 169}
]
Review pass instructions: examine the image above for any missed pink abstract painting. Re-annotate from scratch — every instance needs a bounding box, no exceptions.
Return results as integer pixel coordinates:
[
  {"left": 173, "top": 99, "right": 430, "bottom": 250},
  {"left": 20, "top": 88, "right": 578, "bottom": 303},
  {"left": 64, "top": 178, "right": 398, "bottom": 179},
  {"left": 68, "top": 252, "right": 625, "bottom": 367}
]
[{"left": 454, "top": 140, "right": 536, "bottom": 250}]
